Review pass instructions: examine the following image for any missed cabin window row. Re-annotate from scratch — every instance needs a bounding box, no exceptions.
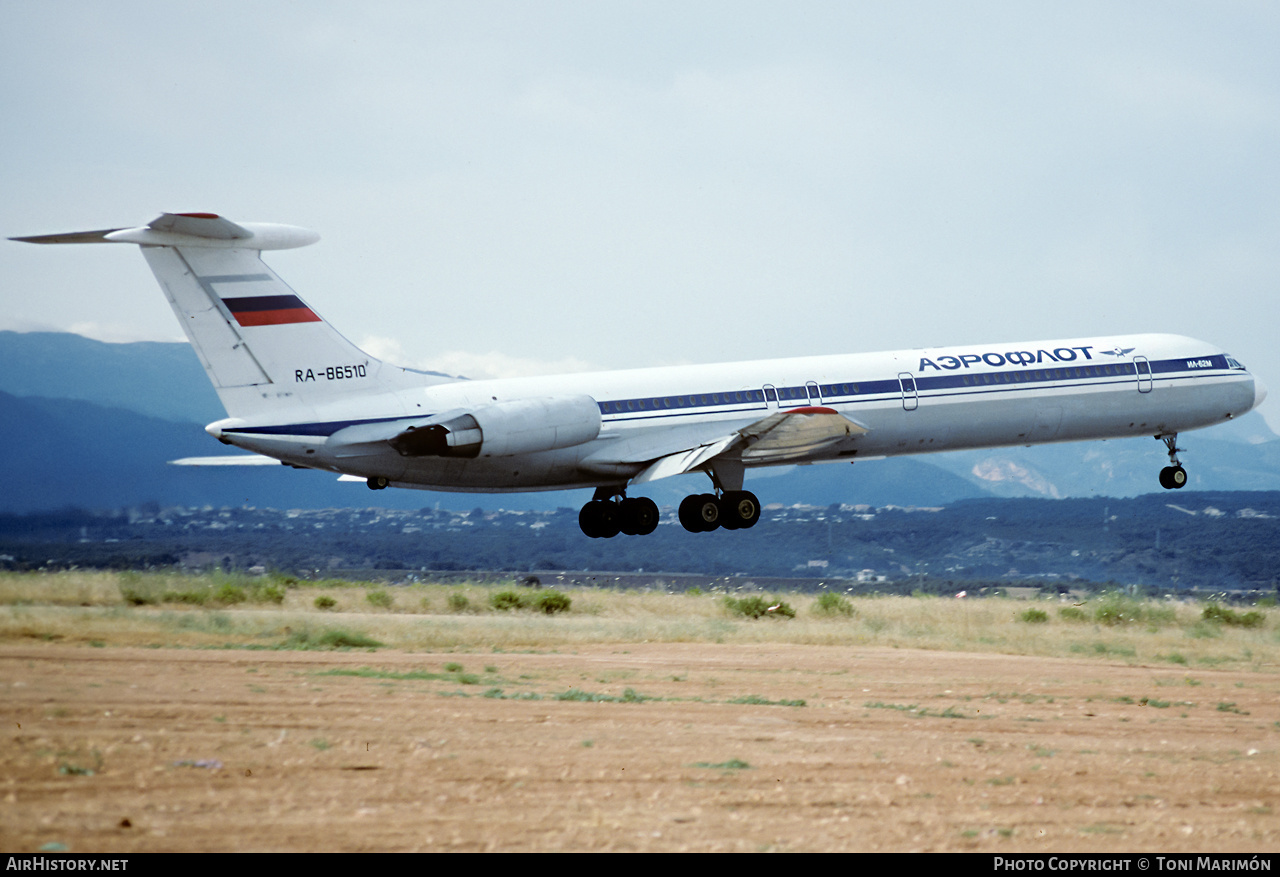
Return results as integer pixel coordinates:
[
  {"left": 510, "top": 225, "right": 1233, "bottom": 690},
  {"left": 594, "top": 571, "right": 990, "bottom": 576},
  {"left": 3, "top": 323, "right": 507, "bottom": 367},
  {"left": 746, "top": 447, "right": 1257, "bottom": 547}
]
[
  {"left": 599, "top": 389, "right": 767, "bottom": 414},
  {"left": 954, "top": 364, "right": 1133, "bottom": 387},
  {"left": 600, "top": 383, "right": 866, "bottom": 415}
]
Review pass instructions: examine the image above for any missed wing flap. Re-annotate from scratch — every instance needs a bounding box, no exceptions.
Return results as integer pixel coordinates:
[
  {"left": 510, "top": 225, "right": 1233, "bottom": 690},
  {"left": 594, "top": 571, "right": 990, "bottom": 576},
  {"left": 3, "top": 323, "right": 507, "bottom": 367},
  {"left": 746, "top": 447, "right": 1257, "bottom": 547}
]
[
  {"left": 621, "top": 407, "right": 869, "bottom": 485},
  {"left": 739, "top": 406, "right": 868, "bottom": 463},
  {"left": 631, "top": 434, "right": 741, "bottom": 484}
]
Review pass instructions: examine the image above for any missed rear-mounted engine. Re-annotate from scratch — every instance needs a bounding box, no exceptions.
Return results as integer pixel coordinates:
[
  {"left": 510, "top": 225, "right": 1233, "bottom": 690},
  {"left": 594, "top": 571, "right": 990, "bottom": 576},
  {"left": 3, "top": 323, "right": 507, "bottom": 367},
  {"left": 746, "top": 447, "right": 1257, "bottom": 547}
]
[{"left": 389, "top": 395, "right": 601, "bottom": 459}]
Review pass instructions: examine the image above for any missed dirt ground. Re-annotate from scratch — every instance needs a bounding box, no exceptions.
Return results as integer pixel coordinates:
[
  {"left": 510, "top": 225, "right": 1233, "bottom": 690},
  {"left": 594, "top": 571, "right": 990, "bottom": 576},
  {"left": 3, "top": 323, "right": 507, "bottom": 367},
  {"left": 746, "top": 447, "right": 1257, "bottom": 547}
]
[{"left": 1, "top": 642, "right": 1277, "bottom": 852}]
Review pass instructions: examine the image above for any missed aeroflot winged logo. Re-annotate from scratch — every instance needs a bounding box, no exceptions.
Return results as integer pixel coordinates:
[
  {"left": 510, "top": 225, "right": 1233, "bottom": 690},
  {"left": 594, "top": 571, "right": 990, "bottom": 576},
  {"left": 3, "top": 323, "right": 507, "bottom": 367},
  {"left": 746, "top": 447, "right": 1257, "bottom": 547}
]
[{"left": 916, "top": 344, "right": 1119, "bottom": 372}]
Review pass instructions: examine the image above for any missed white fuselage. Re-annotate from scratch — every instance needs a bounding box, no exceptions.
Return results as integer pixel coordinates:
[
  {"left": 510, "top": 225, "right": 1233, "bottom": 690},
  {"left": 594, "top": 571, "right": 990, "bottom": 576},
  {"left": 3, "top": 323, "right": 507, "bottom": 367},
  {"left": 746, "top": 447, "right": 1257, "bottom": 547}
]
[{"left": 212, "top": 332, "right": 1265, "bottom": 494}]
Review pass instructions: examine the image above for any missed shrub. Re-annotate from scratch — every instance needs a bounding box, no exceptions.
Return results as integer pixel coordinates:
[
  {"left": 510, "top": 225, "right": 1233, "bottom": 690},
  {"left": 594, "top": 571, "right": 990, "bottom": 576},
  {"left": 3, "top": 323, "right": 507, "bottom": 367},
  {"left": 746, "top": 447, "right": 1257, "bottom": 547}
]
[
  {"left": 314, "top": 629, "right": 382, "bottom": 649},
  {"left": 119, "top": 574, "right": 282, "bottom": 607},
  {"left": 813, "top": 592, "right": 855, "bottom": 617},
  {"left": 314, "top": 595, "right": 337, "bottom": 610},
  {"left": 366, "top": 589, "right": 393, "bottom": 610},
  {"left": 281, "top": 627, "right": 382, "bottom": 649},
  {"left": 214, "top": 584, "right": 247, "bottom": 605},
  {"left": 490, "top": 590, "right": 527, "bottom": 611},
  {"left": 120, "top": 586, "right": 155, "bottom": 606},
  {"left": 1019, "top": 608, "right": 1049, "bottom": 624},
  {"left": 1094, "top": 593, "right": 1142, "bottom": 626},
  {"left": 724, "top": 595, "right": 795, "bottom": 619},
  {"left": 446, "top": 592, "right": 471, "bottom": 613},
  {"left": 532, "top": 591, "right": 572, "bottom": 614},
  {"left": 257, "top": 583, "right": 286, "bottom": 605},
  {"left": 164, "top": 590, "right": 210, "bottom": 606},
  {"left": 1058, "top": 606, "right": 1088, "bottom": 622},
  {"left": 1202, "top": 604, "right": 1266, "bottom": 628}
]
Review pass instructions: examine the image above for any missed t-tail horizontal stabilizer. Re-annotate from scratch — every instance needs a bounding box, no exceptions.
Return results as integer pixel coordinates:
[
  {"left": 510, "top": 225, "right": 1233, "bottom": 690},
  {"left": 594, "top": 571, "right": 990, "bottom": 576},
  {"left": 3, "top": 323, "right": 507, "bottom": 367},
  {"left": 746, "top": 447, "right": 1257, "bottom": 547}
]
[{"left": 11, "top": 212, "right": 320, "bottom": 250}]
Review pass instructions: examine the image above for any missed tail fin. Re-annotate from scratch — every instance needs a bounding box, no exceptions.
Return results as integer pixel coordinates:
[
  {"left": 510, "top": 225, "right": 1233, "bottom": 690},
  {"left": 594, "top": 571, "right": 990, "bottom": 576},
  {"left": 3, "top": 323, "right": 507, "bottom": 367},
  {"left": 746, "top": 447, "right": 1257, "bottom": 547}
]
[{"left": 13, "top": 213, "right": 433, "bottom": 419}]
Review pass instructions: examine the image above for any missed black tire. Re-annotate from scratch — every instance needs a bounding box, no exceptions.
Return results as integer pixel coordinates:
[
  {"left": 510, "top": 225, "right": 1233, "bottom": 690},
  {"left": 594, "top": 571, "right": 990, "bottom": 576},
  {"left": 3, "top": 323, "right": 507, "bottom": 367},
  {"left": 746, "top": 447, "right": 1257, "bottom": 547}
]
[
  {"left": 1159, "top": 466, "right": 1189, "bottom": 490},
  {"left": 678, "top": 495, "right": 705, "bottom": 533},
  {"left": 579, "top": 502, "right": 601, "bottom": 537},
  {"left": 595, "top": 501, "right": 621, "bottom": 537},
  {"left": 620, "top": 497, "right": 660, "bottom": 536},
  {"left": 678, "top": 494, "right": 720, "bottom": 532},
  {"left": 694, "top": 494, "right": 721, "bottom": 532},
  {"left": 579, "top": 501, "right": 621, "bottom": 538},
  {"left": 720, "top": 490, "right": 761, "bottom": 529}
]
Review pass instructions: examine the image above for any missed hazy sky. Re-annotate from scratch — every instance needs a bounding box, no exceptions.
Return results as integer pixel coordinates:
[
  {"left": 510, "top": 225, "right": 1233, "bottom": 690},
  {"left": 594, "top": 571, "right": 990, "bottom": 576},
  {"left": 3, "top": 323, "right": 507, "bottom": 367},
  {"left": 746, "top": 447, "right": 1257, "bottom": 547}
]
[{"left": 3, "top": 1, "right": 1278, "bottom": 429}]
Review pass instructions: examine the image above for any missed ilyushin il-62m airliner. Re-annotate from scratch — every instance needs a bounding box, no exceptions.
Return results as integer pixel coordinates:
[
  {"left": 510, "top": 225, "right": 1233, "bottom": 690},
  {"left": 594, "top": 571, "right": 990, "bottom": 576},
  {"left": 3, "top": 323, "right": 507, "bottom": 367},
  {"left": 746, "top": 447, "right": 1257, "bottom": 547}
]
[{"left": 13, "top": 213, "right": 1268, "bottom": 539}]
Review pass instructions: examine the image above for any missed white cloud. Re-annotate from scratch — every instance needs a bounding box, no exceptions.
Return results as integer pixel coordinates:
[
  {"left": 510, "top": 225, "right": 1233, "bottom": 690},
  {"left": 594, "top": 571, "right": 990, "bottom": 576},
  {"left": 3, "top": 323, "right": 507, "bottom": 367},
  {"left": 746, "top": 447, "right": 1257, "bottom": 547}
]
[
  {"left": 66, "top": 322, "right": 185, "bottom": 344},
  {"left": 357, "top": 334, "right": 594, "bottom": 380}
]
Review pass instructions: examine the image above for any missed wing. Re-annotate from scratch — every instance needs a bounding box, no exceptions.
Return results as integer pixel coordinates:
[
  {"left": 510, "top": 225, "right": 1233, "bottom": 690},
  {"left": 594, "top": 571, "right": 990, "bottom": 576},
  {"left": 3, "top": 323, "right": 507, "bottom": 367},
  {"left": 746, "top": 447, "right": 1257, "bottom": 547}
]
[{"left": 627, "top": 406, "right": 869, "bottom": 485}]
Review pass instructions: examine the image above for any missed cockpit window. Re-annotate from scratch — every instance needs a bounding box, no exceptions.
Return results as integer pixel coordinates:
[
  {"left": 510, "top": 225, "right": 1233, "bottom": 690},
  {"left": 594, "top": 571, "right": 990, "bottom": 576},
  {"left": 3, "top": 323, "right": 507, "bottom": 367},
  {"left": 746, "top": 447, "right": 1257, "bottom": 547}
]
[{"left": 1226, "top": 355, "right": 1245, "bottom": 370}]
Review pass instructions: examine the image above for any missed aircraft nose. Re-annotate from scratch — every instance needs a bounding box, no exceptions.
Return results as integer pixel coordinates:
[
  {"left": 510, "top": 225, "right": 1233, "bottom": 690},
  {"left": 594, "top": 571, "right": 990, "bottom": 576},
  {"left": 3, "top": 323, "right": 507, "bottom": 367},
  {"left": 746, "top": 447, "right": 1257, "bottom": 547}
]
[{"left": 1254, "top": 375, "right": 1269, "bottom": 410}]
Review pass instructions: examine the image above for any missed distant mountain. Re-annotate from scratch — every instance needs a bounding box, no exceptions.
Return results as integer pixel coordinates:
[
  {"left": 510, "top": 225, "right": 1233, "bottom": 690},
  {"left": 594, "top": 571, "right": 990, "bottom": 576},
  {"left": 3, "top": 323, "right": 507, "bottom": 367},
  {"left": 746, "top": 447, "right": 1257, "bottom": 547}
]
[
  {"left": 0, "top": 388, "right": 988, "bottom": 513},
  {"left": 0, "top": 330, "right": 1276, "bottom": 513},
  {"left": 0, "top": 391, "right": 353, "bottom": 512},
  {"left": 0, "top": 331, "right": 224, "bottom": 423},
  {"left": 927, "top": 415, "right": 1280, "bottom": 498}
]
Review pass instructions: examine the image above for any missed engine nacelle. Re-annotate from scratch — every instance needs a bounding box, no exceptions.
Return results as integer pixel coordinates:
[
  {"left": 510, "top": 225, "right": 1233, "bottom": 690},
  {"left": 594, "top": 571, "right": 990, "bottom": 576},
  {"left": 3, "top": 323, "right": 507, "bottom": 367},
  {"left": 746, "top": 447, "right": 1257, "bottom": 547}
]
[{"left": 389, "top": 395, "right": 601, "bottom": 459}]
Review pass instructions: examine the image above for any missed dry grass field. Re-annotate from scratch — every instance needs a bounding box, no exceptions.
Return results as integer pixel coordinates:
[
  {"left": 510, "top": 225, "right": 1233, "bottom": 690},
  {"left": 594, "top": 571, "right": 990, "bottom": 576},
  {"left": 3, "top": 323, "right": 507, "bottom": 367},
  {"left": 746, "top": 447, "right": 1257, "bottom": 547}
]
[{"left": 1, "top": 571, "right": 1278, "bottom": 852}]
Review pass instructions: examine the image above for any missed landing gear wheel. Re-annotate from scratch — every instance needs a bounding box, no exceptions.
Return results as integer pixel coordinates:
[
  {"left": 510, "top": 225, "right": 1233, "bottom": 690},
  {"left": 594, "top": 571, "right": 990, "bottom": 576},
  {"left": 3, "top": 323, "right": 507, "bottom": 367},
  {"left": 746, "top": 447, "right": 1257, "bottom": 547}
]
[
  {"left": 366, "top": 476, "right": 389, "bottom": 490},
  {"left": 618, "top": 497, "right": 660, "bottom": 536},
  {"left": 678, "top": 495, "right": 702, "bottom": 532},
  {"left": 719, "top": 490, "right": 761, "bottom": 530},
  {"left": 1157, "top": 434, "right": 1187, "bottom": 490},
  {"left": 578, "top": 500, "right": 621, "bottom": 538},
  {"left": 1159, "top": 466, "right": 1187, "bottom": 490},
  {"left": 679, "top": 494, "right": 721, "bottom": 532}
]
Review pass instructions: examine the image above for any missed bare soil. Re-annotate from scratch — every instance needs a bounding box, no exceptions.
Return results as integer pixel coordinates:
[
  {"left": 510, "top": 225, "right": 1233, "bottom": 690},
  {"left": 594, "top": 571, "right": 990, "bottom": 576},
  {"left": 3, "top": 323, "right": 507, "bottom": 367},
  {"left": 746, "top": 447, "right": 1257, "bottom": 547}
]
[{"left": 2, "top": 642, "right": 1277, "bottom": 852}]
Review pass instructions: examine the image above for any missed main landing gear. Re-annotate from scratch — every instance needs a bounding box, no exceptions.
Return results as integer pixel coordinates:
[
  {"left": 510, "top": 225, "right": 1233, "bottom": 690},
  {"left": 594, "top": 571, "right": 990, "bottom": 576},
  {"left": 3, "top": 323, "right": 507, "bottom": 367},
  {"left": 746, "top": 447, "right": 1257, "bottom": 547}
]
[
  {"left": 1157, "top": 434, "right": 1187, "bottom": 490},
  {"left": 577, "top": 488, "right": 762, "bottom": 538},
  {"left": 579, "top": 493, "right": 660, "bottom": 539},
  {"left": 677, "top": 491, "right": 761, "bottom": 533}
]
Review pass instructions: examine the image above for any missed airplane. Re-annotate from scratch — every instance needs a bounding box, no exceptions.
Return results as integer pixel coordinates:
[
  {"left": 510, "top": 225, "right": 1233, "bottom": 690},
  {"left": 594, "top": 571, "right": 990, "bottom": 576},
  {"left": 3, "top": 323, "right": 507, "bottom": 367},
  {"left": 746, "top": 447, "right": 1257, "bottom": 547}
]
[{"left": 12, "top": 212, "right": 1268, "bottom": 539}]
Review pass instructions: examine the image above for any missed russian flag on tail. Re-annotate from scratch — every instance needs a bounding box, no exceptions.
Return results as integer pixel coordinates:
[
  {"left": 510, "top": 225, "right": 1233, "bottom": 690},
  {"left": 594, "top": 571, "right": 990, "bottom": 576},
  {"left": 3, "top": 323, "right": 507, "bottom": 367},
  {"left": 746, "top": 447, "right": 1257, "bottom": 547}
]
[{"left": 222, "top": 294, "right": 321, "bottom": 327}]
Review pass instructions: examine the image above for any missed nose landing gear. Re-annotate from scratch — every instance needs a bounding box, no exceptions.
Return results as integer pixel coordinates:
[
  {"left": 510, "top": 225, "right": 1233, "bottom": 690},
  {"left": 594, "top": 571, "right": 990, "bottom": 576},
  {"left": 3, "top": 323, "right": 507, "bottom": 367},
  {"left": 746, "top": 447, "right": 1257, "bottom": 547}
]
[{"left": 1157, "top": 434, "right": 1187, "bottom": 490}]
